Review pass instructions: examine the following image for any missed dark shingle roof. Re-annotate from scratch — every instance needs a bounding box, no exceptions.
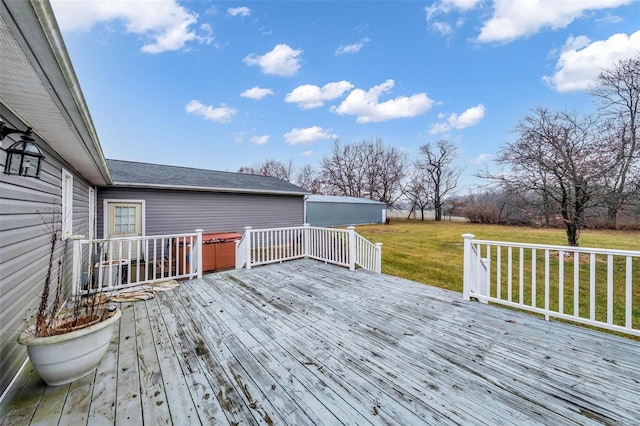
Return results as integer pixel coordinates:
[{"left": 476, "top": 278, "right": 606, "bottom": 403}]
[{"left": 106, "top": 159, "right": 308, "bottom": 195}]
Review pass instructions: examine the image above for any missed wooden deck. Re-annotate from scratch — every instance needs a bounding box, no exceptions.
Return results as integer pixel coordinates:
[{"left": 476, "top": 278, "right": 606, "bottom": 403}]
[{"left": 2, "top": 259, "right": 640, "bottom": 425}]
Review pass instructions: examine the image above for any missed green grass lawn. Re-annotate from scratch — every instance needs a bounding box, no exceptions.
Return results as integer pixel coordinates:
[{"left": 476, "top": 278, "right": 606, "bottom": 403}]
[{"left": 357, "top": 220, "right": 640, "bottom": 291}]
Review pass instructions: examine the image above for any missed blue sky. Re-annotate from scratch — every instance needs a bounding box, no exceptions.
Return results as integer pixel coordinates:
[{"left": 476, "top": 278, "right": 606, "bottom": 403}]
[{"left": 50, "top": 0, "right": 640, "bottom": 191}]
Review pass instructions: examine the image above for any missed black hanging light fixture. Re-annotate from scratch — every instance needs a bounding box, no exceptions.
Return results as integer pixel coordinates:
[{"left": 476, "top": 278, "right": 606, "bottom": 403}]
[{"left": 1, "top": 121, "right": 44, "bottom": 178}]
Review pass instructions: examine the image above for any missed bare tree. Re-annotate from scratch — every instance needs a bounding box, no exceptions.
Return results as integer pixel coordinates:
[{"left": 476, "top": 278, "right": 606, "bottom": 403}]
[
  {"left": 320, "top": 140, "right": 367, "bottom": 198},
  {"left": 403, "top": 162, "right": 432, "bottom": 220},
  {"left": 590, "top": 56, "right": 640, "bottom": 228},
  {"left": 418, "top": 140, "right": 461, "bottom": 221},
  {"left": 238, "top": 158, "right": 295, "bottom": 182},
  {"left": 320, "top": 138, "right": 407, "bottom": 206},
  {"left": 496, "top": 108, "right": 607, "bottom": 246},
  {"left": 296, "top": 164, "right": 325, "bottom": 194}
]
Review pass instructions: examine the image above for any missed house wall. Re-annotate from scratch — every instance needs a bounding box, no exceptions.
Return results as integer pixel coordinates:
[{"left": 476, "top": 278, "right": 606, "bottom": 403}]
[
  {"left": 306, "top": 201, "right": 386, "bottom": 227},
  {"left": 97, "top": 187, "right": 304, "bottom": 237},
  {"left": 0, "top": 107, "right": 92, "bottom": 397}
]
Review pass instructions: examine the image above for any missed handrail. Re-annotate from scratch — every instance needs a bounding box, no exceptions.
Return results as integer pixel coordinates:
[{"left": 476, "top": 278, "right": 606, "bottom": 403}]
[
  {"left": 72, "top": 230, "right": 203, "bottom": 295},
  {"left": 237, "top": 224, "right": 382, "bottom": 273},
  {"left": 462, "top": 233, "right": 640, "bottom": 336}
]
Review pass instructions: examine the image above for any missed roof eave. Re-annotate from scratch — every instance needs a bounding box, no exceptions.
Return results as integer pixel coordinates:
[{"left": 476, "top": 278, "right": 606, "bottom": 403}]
[
  {"left": 110, "top": 181, "right": 309, "bottom": 196},
  {"left": 1, "top": 0, "right": 112, "bottom": 185}
]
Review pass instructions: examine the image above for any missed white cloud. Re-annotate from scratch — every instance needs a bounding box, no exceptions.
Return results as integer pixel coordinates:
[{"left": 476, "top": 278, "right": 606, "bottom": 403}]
[
  {"left": 185, "top": 100, "right": 237, "bottom": 123},
  {"left": 477, "top": 0, "right": 632, "bottom": 43},
  {"left": 301, "top": 150, "right": 314, "bottom": 157},
  {"left": 432, "top": 22, "right": 453, "bottom": 36},
  {"left": 596, "top": 13, "right": 624, "bottom": 24},
  {"left": 426, "top": 0, "right": 481, "bottom": 21},
  {"left": 250, "top": 135, "right": 270, "bottom": 145},
  {"left": 284, "top": 126, "right": 337, "bottom": 145},
  {"left": 470, "top": 153, "right": 491, "bottom": 165},
  {"left": 544, "top": 30, "right": 640, "bottom": 92},
  {"left": 335, "top": 38, "right": 370, "bottom": 55},
  {"left": 285, "top": 81, "right": 354, "bottom": 109},
  {"left": 429, "top": 104, "right": 485, "bottom": 134},
  {"left": 240, "top": 86, "right": 275, "bottom": 100},
  {"left": 228, "top": 7, "right": 251, "bottom": 17},
  {"left": 243, "top": 44, "right": 303, "bottom": 77},
  {"left": 332, "top": 80, "right": 434, "bottom": 123},
  {"left": 50, "top": 0, "right": 212, "bottom": 54}
]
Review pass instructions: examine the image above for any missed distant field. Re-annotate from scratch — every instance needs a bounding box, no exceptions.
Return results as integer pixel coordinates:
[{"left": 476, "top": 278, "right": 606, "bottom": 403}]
[{"left": 356, "top": 220, "right": 640, "bottom": 293}]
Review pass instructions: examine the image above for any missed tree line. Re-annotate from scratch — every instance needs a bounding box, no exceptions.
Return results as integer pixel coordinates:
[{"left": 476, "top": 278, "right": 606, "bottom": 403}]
[
  {"left": 239, "top": 137, "right": 461, "bottom": 222},
  {"left": 239, "top": 57, "right": 639, "bottom": 246}
]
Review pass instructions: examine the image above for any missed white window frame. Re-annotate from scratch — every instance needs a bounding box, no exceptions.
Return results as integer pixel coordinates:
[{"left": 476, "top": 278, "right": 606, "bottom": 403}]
[
  {"left": 61, "top": 169, "right": 73, "bottom": 239},
  {"left": 88, "top": 186, "right": 96, "bottom": 240},
  {"left": 102, "top": 199, "right": 146, "bottom": 239}
]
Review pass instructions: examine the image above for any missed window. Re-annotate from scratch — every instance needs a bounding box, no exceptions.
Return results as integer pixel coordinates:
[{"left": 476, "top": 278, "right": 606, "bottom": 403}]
[
  {"left": 114, "top": 206, "right": 136, "bottom": 233},
  {"left": 61, "top": 169, "right": 73, "bottom": 238}
]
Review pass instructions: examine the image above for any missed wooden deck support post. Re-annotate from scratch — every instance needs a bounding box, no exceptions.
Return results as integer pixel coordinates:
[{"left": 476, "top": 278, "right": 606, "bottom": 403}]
[
  {"left": 375, "top": 242, "right": 383, "bottom": 273},
  {"left": 462, "top": 233, "right": 475, "bottom": 301},
  {"left": 347, "top": 226, "right": 356, "bottom": 271}
]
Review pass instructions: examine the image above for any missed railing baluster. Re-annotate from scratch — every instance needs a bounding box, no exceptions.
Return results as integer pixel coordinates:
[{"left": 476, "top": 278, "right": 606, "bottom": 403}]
[
  {"left": 486, "top": 244, "right": 491, "bottom": 298},
  {"left": 626, "top": 256, "right": 632, "bottom": 329},
  {"left": 559, "top": 250, "right": 564, "bottom": 314},
  {"left": 519, "top": 247, "right": 524, "bottom": 304},
  {"left": 544, "top": 249, "right": 550, "bottom": 320},
  {"left": 590, "top": 253, "right": 596, "bottom": 321},
  {"left": 531, "top": 248, "right": 537, "bottom": 308},
  {"left": 607, "top": 254, "right": 613, "bottom": 325},
  {"left": 574, "top": 251, "right": 580, "bottom": 318},
  {"left": 507, "top": 246, "right": 512, "bottom": 302},
  {"left": 497, "top": 246, "right": 502, "bottom": 300}
]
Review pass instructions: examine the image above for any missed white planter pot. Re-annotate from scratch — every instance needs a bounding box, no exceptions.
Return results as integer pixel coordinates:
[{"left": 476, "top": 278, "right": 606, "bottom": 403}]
[{"left": 18, "top": 309, "right": 121, "bottom": 386}]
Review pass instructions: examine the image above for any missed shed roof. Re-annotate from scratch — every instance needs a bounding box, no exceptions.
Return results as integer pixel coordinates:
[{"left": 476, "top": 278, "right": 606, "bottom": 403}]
[
  {"left": 305, "top": 195, "right": 386, "bottom": 205},
  {"left": 106, "top": 159, "right": 308, "bottom": 195}
]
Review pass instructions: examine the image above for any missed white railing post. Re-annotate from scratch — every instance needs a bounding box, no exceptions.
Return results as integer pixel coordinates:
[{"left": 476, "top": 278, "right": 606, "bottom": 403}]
[
  {"left": 244, "top": 226, "right": 252, "bottom": 270},
  {"left": 347, "top": 226, "right": 356, "bottom": 271},
  {"left": 375, "top": 242, "right": 383, "bottom": 273},
  {"left": 195, "top": 229, "right": 203, "bottom": 279},
  {"left": 303, "top": 223, "right": 310, "bottom": 258},
  {"left": 462, "top": 233, "right": 475, "bottom": 301},
  {"left": 71, "top": 236, "right": 83, "bottom": 297},
  {"left": 235, "top": 239, "right": 242, "bottom": 269}
]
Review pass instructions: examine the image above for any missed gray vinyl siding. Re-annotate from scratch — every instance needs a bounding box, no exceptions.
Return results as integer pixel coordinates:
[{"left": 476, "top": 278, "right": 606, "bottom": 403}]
[
  {"left": 0, "top": 110, "right": 92, "bottom": 397},
  {"left": 97, "top": 187, "right": 304, "bottom": 238},
  {"left": 306, "top": 201, "right": 386, "bottom": 227}
]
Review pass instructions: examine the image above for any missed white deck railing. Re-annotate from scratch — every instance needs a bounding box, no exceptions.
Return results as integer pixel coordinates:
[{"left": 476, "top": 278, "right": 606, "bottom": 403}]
[
  {"left": 71, "top": 230, "right": 203, "bottom": 295},
  {"left": 462, "top": 233, "right": 640, "bottom": 337},
  {"left": 236, "top": 224, "right": 382, "bottom": 273}
]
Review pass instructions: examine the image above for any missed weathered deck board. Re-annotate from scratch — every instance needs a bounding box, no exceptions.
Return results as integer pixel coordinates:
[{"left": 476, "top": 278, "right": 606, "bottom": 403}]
[
  {"left": 1, "top": 367, "right": 46, "bottom": 425},
  {"left": 114, "top": 302, "right": 143, "bottom": 424},
  {"left": 145, "top": 296, "right": 201, "bottom": 425},
  {"left": 133, "top": 300, "right": 171, "bottom": 425},
  {"left": 154, "top": 289, "right": 240, "bottom": 424},
  {"left": 2, "top": 259, "right": 640, "bottom": 425},
  {"left": 87, "top": 307, "right": 120, "bottom": 424}
]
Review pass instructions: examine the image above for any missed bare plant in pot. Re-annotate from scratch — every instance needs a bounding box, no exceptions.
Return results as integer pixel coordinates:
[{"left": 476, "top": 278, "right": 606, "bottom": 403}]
[{"left": 17, "top": 214, "right": 121, "bottom": 386}]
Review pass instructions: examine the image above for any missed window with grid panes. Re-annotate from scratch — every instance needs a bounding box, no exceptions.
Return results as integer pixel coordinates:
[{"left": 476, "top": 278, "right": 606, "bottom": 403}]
[{"left": 114, "top": 206, "right": 136, "bottom": 233}]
